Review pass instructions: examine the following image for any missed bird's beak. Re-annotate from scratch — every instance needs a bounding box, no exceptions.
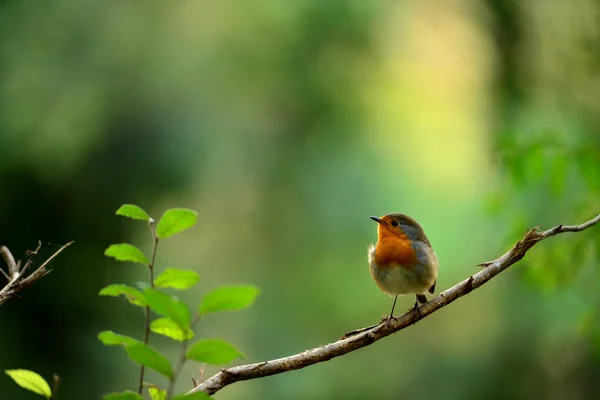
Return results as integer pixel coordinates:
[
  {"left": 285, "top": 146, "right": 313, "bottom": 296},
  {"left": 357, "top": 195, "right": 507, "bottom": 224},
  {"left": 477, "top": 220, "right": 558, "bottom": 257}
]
[{"left": 370, "top": 216, "right": 383, "bottom": 224}]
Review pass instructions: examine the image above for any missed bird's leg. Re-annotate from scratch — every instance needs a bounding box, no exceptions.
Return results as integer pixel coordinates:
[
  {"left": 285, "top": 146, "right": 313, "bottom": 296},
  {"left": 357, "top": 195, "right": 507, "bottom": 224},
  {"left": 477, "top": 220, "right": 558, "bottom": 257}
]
[
  {"left": 384, "top": 295, "right": 398, "bottom": 327},
  {"left": 412, "top": 295, "right": 422, "bottom": 319}
]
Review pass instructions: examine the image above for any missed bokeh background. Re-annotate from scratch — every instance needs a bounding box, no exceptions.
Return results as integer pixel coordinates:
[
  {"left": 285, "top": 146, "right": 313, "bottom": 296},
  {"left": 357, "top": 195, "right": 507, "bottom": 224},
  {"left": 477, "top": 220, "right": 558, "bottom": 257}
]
[{"left": 1, "top": 0, "right": 600, "bottom": 399}]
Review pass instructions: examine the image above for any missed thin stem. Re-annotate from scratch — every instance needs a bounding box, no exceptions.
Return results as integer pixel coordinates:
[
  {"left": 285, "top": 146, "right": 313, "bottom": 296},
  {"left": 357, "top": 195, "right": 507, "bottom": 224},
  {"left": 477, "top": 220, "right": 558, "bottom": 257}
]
[
  {"left": 166, "top": 314, "right": 201, "bottom": 399},
  {"left": 20, "top": 240, "right": 42, "bottom": 277},
  {"left": 51, "top": 374, "right": 61, "bottom": 400},
  {"left": 166, "top": 338, "right": 190, "bottom": 399},
  {"left": 137, "top": 310, "right": 151, "bottom": 394},
  {"left": 138, "top": 221, "right": 160, "bottom": 395}
]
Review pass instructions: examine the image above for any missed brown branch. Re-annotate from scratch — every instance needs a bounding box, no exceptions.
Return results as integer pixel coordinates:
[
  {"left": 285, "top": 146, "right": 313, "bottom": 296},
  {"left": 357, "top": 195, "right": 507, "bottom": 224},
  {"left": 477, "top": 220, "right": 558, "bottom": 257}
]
[
  {"left": 187, "top": 213, "right": 600, "bottom": 397},
  {"left": 0, "top": 241, "right": 74, "bottom": 306}
]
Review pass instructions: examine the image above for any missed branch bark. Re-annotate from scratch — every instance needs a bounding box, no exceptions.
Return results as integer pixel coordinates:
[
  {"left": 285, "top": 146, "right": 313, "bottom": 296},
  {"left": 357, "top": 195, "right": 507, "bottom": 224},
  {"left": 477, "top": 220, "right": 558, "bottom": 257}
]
[{"left": 187, "top": 213, "right": 600, "bottom": 397}]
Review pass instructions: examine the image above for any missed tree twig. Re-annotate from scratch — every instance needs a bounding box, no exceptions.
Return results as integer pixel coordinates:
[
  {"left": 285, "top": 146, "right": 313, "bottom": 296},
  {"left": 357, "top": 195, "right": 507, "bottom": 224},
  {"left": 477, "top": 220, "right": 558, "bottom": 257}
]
[
  {"left": 20, "top": 240, "right": 42, "bottom": 278},
  {"left": 0, "top": 241, "right": 74, "bottom": 306},
  {"left": 186, "top": 213, "right": 600, "bottom": 397},
  {"left": 1, "top": 245, "right": 19, "bottom": 278}
]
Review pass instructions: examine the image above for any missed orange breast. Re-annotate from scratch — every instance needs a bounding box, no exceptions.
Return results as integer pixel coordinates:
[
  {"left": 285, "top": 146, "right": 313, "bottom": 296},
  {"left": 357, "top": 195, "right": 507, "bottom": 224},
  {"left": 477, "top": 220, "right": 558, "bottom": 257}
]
[{"left": 373, "top": 236, "right": 418, "bottom": 269}]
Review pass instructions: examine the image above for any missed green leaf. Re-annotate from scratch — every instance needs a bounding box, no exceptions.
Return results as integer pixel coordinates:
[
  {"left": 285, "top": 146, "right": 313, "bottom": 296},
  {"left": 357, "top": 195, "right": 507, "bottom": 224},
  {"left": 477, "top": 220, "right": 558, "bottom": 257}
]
[
  {"left": 98, "top": 330, "right": 139, "bottom": 347},
  {"left": 5, "top": 369, "right": 52, "bottom": 398},
  {"left": 148, "top": 386, "right": 167, "bottom": 400},
  {"left": 125, "top": 343, "right": 173, "bottom": 378},
  {"left": 173, "top": 392, "right": 213, "bottom": 400},
  {"left": 156, "top": 208, "right": 198, "bottom": 239},
  {"left": 199, "top": 285, "right": 260, "bottom": 315},
  {"left": 105, "top": 243, "right": 148, "bottom": 265},
  {"left": 144, "top": 288, "right": 191, "bottom": 328},
  {"left": 103, "top": 391, "right": 143, "bottom": 400},
  {"left": 151, "top": 317, "right": 194, "bottom": 342},
  {"left": 154, "top": 268, "right": 200, "bottom": 290},
  {"left": 186, "top": 338, "right": 245, "bottom": 365},
  {"left": 99, "top": 284, "right": 146, "bottom": 307},
  {"left": 116, "top": 204, "right": 150, "bottom": 221}
]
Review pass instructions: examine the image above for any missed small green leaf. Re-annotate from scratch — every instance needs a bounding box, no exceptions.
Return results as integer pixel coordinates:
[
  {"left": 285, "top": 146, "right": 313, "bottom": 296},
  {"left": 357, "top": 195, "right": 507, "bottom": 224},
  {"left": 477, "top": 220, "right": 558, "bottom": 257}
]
[
  {"left": 105, "top": 243, "right": 148, "bottom": 265},
  {"left": 5, "top": 369, "right": 52, "bottom": 398},
  {"left": 186, "top": 338, "right": 245, "bottom": 365},
  {"left": 125, "top": 343, "right": 173, "bottom": 378},
  {"left": 98, "top": 330, "right": 139, "bottom": 347},
  {"left": 148, "top": 386, "right": 167, "bottom": 400},
  {"left": 99, "top": 284, "right": 146, "bottom": 307},
  {"left": 154, "top": 268, "right": 200, "bottom": 290},
  {"left": 103, "top": 391, "right": 143, "bottom": 400},
  {"left": 116, "top": 204, "right": 150, "bottom": 221},
  {"left": 173, "top": 392, "right": 213, "bottom": 400},
  {"left": 199, "top": 285, "right": 260, "bottom": 315},
  {"left": 151, "top": 317, "right": 194, "bottom": 342},
  {"left": 144, "top": 289, "right": 191, "bottom": 328},
  {"left": 156, "top": 208, "right": 198, "bottom": 239}
]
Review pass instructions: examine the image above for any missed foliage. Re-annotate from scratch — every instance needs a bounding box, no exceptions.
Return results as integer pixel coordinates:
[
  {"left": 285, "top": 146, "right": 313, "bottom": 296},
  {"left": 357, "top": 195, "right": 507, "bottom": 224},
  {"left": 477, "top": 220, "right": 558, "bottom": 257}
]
[
  {"left": 103, "top": 391, "right": 143, "bottom": 400},
  {"left": 5, "top": 370, "right": 52, "bottom": 399},
  {"left": 104, "top": 244, "right": 149, "bottom": 265},
  {"left": 186, "top": 339, "right": 245, "bottom": 365},
  {"left": 97, "top": 204, "right": 260, "bottom": 398},
  {"left": 491, "top": 131, "right": 600, "bottom": 352},
  {"left": 154, "top": 268, "right": 201, "bottom": 290},
  {"left": 99, "top": 284, "right": 147, "bottom": 307},
  {"left": 5, "top": 204, "right": 260, "bottom": 399},
  {"left": 199, "top": 285, "right": 260, "bottom": 315}
]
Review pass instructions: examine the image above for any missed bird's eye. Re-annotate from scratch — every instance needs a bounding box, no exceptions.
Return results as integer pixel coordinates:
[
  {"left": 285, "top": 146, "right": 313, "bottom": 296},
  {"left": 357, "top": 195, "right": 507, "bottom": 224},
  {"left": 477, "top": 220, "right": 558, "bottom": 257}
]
[{"left": 391, "top": 220, "right": 399, "bottom": 227}]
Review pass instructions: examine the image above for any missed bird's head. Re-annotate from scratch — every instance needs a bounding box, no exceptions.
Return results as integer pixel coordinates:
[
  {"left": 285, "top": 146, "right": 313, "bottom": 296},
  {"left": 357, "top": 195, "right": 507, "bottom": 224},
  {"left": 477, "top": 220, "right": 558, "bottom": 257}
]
[{"left": 369, "top": 213, "right": 430, "bottom": 245}]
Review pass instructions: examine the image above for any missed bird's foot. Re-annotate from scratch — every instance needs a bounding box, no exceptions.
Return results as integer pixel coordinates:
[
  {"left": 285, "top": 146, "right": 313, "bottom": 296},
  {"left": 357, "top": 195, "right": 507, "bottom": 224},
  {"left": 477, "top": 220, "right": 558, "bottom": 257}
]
[
  {"left": 381, "top": 314, "right": 397, "bottom": 328},
  {"left": 412, "top": 302, "right": 422, "bottom": 320}
]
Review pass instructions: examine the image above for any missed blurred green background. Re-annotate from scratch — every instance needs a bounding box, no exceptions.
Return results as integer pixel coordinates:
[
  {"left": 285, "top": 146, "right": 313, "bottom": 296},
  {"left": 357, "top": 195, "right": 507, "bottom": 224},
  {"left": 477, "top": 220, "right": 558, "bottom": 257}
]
[{"left": 1, "top": 0, "right": 600, "bottom": 399}]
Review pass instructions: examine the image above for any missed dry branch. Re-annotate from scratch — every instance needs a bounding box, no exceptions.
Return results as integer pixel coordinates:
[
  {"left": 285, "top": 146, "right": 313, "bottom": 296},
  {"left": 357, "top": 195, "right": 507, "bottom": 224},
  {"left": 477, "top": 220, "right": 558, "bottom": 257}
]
[
  {"left": 0, "top": 241, "right": 74, "bottom": 306},
  {"left": 187, "top": 213, "right": 600, "bottom": 397}
]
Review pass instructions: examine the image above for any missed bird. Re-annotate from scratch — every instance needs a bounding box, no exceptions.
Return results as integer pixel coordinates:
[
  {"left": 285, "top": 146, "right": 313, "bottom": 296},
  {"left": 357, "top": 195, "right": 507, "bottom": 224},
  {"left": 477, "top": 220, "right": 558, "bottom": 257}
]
[{"left": 368, "top": 213, "right": 438, "bottom": 324}]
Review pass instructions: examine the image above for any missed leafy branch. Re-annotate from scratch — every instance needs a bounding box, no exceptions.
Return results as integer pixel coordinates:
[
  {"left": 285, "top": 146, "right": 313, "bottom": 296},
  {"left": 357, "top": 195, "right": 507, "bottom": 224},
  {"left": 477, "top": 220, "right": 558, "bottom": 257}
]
[
  {"left": 99, "top": 204, "right": 260, "bottom": 400},
  {"left": 186, "top": 213, "right": 600, "bottom": 397}
]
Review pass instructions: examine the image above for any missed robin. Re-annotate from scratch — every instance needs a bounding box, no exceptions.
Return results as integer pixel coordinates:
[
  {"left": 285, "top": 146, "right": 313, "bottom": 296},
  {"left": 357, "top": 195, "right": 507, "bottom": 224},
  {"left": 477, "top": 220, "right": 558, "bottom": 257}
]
[{"left": 368, "top": 213, "right": 438, "bottom": 323}]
